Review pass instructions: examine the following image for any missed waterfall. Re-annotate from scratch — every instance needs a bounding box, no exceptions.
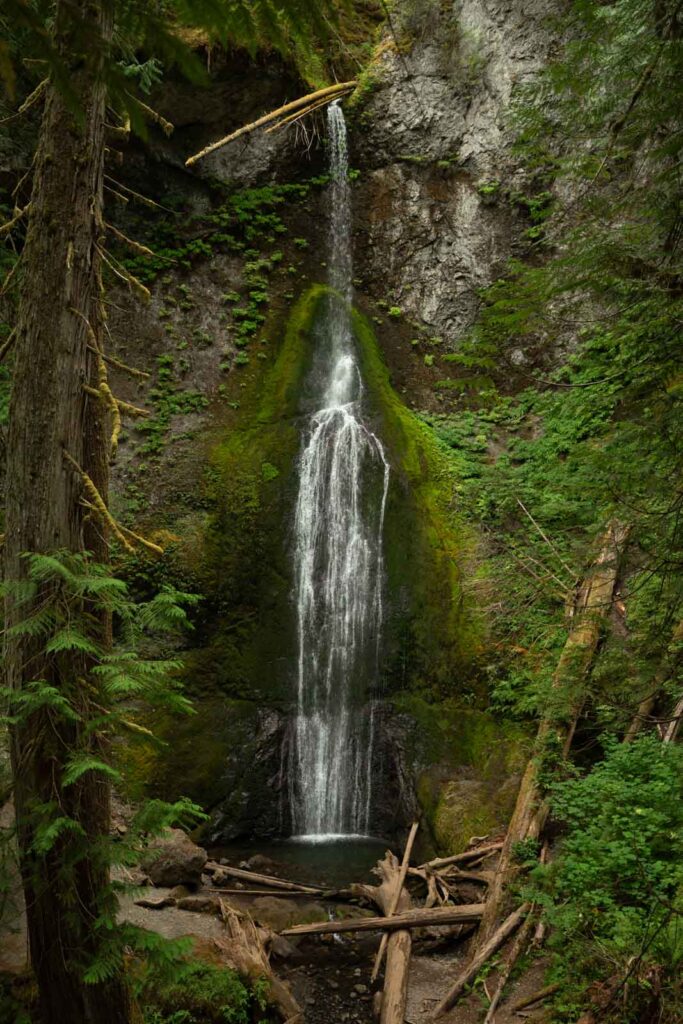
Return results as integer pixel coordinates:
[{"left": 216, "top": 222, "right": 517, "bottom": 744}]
[{"left": 289, "top": 103, "right": 390, "bottom": 838}]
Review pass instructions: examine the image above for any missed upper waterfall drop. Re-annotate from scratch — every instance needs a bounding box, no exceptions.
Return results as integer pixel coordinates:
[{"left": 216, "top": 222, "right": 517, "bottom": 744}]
[{"left": 289, "top": 102, "right": 390, "bottom": 838}]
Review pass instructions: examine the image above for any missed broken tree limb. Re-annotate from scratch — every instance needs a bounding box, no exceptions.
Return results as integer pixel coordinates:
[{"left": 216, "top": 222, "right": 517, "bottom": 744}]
[
  {"left": 215, "top": 905, "right": 301, "bottom": 1022},
  {"left": 185, "top": 81, "right": 356, "bottom": 166},
  {"left": 433, "top": 904, "right": 530, "bottom": 1018},
  {"left": 419, "top": 841, "right": 504, "bottom": 872},
  {"left": 105, "top": 222, "right": 156, "bottom": 258},
  {"left": 265, "top": 94, "right": 336, "bottom": 132},
  {"left": 475, "top": 521, "right": 629, "bottom": 950},
  {"left": 624, "top": 619, "right": 683, "bottom": 741},
  {"left": 663, "top": 693, "right": 683, "bottom": 743},
  {"left": 482, "top": 906, "right": 536, "bottom": 1023},
  {"left": 372, "top": 823, "right": 419, "bottom": 983},
  {"left": 281, "top": 904, "right": 485, "bottom": 937},
  {"left": 510, "top": 982, "right": 561, "bottom": 1013},
  {"left": 0, "top": 203, "right": 30, "bottom": 237}
]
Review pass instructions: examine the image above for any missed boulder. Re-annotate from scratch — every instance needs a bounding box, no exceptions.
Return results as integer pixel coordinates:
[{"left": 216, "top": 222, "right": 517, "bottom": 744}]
[{"left": 142, "top": 828, "right": 207, "bottom": 888}]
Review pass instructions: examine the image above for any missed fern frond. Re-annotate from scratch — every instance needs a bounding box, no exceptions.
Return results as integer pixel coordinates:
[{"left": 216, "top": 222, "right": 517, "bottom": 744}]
[
  {"left": 12, "top": 681, "right": 81, "bottom": 723},
  {"left": 62, "top": 755, "right": 121, "bottom": 788},
  {"left": 45, "top": 626, "right": 102, "bottom": 656},
  {"left": 32, "top": 815, "right": 86, "bottom": 855}
]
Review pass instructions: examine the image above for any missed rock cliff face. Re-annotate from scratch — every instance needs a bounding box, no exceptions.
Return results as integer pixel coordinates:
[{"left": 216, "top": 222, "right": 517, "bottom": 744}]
[
  {"left": 108, "top": 1, "right": 559, "bottom": 845},
  {"left": 353, "top": 0, "right": 559, "bottom": 342}
]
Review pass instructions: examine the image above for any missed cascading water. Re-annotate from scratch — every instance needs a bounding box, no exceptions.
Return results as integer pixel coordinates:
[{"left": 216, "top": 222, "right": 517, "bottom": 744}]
[{"left": 289, "top": 103, "right": 390, "bottom": 838}]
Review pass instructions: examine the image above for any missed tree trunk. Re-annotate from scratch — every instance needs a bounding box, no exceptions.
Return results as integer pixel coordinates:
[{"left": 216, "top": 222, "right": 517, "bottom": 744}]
[
  {"left": 3, "top": 2, "right": 132, "bottom": 1022},
  {"left": 624, "top": 619, "right": 683, "bottom": 742},
  {"left": 475, "top": 522, "right": 629, "bottom": 950}
]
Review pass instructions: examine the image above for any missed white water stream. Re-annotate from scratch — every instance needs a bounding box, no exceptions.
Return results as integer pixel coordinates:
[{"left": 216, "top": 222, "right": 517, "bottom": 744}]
[{"left": 289, "top": 103, "right": 390, "bottom": 837}]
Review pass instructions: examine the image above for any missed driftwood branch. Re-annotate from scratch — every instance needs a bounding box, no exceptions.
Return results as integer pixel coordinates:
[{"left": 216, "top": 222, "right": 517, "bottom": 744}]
[
  {"left": 215, "top": 906, "right": 301, "bottom": 1022},
  {"left": 185, "top": 81, "right": 356, "bottom": 167},
  {"left": 212, "top": 863, "right": 325, "bottom": 895},
  {"left": 419, "top": 840, "right": 503, "bottom": 872}
]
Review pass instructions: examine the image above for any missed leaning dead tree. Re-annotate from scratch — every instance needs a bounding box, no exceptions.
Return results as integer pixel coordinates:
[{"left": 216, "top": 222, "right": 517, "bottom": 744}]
[{"left": 472, "top": 520, "right": 630, "bottom": 952}]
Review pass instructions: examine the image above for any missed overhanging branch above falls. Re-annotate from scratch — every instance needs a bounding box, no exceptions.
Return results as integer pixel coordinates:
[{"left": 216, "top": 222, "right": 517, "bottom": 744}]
[{"left": 185, "top": 80, "right": 357, "bottom": 166}]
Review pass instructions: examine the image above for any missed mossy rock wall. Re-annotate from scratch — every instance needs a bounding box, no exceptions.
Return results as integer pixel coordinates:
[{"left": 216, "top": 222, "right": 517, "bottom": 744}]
[
  {"left": 392, "top": 694, "right": 530, "bottom": 854},
  {"left": 136, "top": 285, "right": 489, "bottom": 837},
  {"left": 191, "top": 284, "right": 484, "bottom": 704}
]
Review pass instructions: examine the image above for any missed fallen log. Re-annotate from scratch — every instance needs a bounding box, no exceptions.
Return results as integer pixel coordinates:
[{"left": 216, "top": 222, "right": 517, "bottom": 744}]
[
  {"left": 433, "top": 904, "right": 530, "bottom": 1018},
  {"left": 371, "top": 823, "right": 419, "bottom": 984},
  {"left": 364, "top": 833, "right": 420, "bottom": 1024},
  {"left": 212, "top": 865, "right": 325, "bottom": 894},
  {"left": 281, "top": 904, "right": 485, "bottom": 937},
  {"left": 475, "top": 521, "right": 629, "bottom": 950},
  {"left": 185, "top": 81, "right": 356, "bottom": 166}
]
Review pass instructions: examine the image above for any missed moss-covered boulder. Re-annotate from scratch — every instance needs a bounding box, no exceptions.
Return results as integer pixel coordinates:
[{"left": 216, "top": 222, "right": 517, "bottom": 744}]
[{"left": 392, "top": 694, "right": 529, "bottom": 854}]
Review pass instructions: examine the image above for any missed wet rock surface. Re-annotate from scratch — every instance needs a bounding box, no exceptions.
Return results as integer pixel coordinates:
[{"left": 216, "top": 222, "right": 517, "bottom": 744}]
[{"left": 354, "top": 0, "right": 561, "bottom": 342}]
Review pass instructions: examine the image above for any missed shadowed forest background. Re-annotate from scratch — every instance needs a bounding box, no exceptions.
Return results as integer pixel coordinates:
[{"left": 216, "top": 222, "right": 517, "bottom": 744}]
[{"left": 0, "top": 1, "right": 682, "bottom": 1023}]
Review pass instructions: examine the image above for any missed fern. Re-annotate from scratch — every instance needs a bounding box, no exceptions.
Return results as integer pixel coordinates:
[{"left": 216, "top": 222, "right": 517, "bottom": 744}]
[
  {"left": 31, "top": 813, "right": 86, "bottom": 855},
  {"left": 62, "top": 755, "right": 122, "bottom": 788},
  {"left": 45, "top": 626, "right": 101, "bottom": 656}
]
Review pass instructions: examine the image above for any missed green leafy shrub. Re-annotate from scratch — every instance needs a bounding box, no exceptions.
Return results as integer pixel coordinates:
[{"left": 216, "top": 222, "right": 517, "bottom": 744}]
[
  {"left": 139, "top": 959, "right": 271, "bottom": 1024},
  {"left": 530, "top": 736, "right": 683, "bottom": 1019}
]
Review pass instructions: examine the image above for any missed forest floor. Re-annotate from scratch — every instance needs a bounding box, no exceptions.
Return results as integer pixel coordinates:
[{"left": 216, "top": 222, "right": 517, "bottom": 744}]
[
  {"left": 1, "top": 819, "right": 557, "bottom": 1023},
  {"left": 120, "top": 883, "right": 553, "bottom": 1024}
]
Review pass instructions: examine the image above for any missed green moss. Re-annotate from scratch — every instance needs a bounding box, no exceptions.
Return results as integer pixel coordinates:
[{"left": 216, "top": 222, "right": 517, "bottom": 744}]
[
  {"left": 162, "top": 286, "right": 484, "bottom": 709},
  {"left": 348, "top": 298, "right": 485, "bottom": 689},
  {"left": 394, "top": 694, "right": 530, "bottom": 852}
]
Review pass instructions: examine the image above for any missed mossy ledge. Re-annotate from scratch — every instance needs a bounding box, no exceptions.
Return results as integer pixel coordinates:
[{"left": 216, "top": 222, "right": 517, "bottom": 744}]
[
  {"left": 131, "top": 285, "right": 488, "bottom": 833},
  {"left": 197, "top": 283, "right": 484, "bottom": 701}
]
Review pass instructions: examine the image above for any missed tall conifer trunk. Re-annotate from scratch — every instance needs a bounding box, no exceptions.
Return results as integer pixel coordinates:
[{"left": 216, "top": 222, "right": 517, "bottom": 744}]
[{"left": 3, "top": 1, "right": 132, "bottom": 1020}]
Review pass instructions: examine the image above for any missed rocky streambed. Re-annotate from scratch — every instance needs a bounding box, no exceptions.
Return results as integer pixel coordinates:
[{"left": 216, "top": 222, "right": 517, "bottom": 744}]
[{"left": 115, "top": 825, "right": 551, "bottom": 1024}]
